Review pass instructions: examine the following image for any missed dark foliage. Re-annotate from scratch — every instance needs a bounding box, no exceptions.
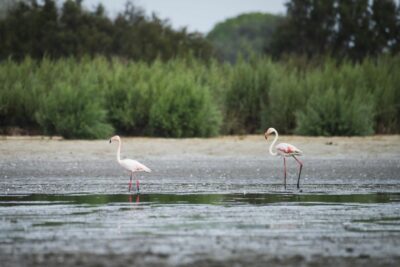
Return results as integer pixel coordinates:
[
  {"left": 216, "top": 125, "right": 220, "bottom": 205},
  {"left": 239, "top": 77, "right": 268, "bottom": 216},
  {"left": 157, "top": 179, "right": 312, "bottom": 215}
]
[
  {"left": 269, "top": 0, "right": 400, "bottom": 61},
  {"left": 207, "top": 13, "right": 282, "bottom": 62},
  {"left": 0, "top": 0, "right": 214, "bottom": 62}
]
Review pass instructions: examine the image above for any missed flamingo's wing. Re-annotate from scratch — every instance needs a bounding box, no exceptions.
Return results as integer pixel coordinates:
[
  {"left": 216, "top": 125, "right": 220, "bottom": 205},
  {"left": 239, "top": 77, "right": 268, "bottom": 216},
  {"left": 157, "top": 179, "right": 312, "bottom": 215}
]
[
  {"left": 120, "top": 159, "right": 152, "bottom": 173},
  {"left": 276, "top": 143, "right": 303, "bottom": 156}
]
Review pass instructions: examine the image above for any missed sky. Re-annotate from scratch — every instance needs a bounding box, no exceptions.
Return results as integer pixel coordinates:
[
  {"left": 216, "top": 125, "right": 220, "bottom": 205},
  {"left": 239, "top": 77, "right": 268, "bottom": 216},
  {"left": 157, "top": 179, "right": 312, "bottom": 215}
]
[{"left": 83, "top": 0, "right": 287, "bottom": 34}]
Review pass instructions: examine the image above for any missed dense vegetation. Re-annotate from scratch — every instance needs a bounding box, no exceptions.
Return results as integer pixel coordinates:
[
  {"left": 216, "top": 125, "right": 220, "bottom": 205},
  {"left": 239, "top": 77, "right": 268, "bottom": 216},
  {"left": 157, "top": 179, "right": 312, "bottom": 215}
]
[
  {"left": 0, "top": 0, "right": 399, "bottom": 138},
  {"left": 0, "top": 0, "right": 213, "bottom": 62},
  {"left": 207, "top": 13, "right": 282, "bottom": 62},
  {"left": 0, "top": 56, "right": 399, "bottom": 138},
  {"left": 270, "top": 0, "right": 400, "bottom": 61}
]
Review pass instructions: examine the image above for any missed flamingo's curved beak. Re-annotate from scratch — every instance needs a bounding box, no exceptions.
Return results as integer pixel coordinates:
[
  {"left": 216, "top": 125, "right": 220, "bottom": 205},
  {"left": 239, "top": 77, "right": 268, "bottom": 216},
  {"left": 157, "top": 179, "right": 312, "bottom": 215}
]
[{"left": 109, "top": 139, "right": 112, "bottom": 144}]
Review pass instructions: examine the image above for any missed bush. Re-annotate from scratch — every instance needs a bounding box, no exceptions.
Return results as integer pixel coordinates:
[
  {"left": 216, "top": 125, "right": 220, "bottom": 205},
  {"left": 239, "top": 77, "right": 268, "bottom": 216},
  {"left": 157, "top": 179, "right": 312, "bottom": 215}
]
[
  {"left": 104, "top": 59, "right": 222, "bottom": 137},
  {"left": 0, "top": 55, "right": 399, "bottom": 138},
  {"left": 296, "top": 87, "right": 374, "bottom": 136},
  {"left": 149, "top": 73, "right": 221, "bottom": 137},
  {"left": 35, "top": 80, "right": 114, "bottom": 139},
  {"left": 262, "top": 65, "right": 306, "bottom": 134},
  {"left": 361, "top": 56, "right": 400, "bottom": 133},
  {"left": 0, "top": 58, "right": 39, "bottom": 129},
  {"left": 224, "top": 57, "right": 271, "bottom": 134},
  {"left": 103, "top": 61, "right": 154, "bottom": 135}
]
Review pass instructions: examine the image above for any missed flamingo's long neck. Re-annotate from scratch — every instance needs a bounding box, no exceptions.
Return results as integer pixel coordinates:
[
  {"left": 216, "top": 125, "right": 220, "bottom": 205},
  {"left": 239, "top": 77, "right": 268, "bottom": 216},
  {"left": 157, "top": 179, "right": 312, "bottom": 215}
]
[
  {"left": 116, "top": 140, "right": 121, "bottom": 163},
  {"left": 269, "top": 130, "right": 278, "bottom": 156}
]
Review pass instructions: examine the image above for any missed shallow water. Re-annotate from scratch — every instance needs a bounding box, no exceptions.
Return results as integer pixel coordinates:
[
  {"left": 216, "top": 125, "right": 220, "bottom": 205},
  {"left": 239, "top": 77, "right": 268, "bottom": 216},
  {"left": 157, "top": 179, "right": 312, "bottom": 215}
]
[
  {"left": 1, "top": 192, "right": 400, "bottom": 205},
  {"left": 1, "top": 191, "right": 400, "bottom": 266},
  {"left": 3, "top": 137, "right": 400, "bottom": 266}
]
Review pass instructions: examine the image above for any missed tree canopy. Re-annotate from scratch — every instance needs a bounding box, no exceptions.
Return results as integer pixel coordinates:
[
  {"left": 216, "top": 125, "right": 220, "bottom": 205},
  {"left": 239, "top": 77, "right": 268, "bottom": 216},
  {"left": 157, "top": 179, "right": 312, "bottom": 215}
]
[
  {"left": 0, "top": 0, "right": 213, "bottom": 62},
  {"left": 207, "top": 12, "right": 282, "bottom": 62},
  {"left": 269, "top": 0, "right": 400, "bottom": 61},
  {"left": 1, "top": 0, "right": 399, "bottom": 63}
]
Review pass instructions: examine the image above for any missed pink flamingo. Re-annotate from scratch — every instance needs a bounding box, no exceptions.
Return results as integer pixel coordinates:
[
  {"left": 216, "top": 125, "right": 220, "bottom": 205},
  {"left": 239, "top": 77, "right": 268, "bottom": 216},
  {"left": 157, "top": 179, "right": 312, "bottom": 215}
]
[
  {"left": 109, "top": 135, "right": 151, "bottom": 193},
  {"left": 264, "top": 128, "right": 303, "bottom": 189}
]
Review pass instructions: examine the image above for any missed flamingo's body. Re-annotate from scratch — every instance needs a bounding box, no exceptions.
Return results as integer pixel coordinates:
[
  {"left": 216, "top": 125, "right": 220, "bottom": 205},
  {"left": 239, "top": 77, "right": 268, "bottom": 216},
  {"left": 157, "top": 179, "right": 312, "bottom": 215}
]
[
  {"left": 265, "top": 128, "right": 303, "bottom": 189},
  {"left": 109, "top": 135, "right": 151, "bottom": 193},
  {"left": 119, "top": 159, "right": 151, "bottom": 173},
  {"left": 275, "top": 143, "right": 302, "bottom": 157}
]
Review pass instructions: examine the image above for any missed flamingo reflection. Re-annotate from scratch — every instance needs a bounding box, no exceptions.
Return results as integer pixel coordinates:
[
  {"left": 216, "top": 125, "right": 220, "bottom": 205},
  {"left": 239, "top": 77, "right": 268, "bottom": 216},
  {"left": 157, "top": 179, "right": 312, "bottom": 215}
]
[{"left": 128, "top": 195, "right": 140, "bottom": 206}]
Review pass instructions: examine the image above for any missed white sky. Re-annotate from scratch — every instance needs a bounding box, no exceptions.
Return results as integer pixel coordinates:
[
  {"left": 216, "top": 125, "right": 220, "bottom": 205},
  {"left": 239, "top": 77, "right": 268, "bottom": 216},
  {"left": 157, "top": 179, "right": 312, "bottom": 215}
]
[{"left": 83, "top": 0, "right": 287, "bottom": 34}]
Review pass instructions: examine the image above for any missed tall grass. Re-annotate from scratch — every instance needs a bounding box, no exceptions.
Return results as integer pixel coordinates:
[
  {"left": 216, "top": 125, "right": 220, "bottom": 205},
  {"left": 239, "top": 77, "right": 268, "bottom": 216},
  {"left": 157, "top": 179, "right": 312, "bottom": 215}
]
[
  {"left": 294, "top": 60, "right": 375, "bottom": 136},
  {"left": 263, "top": 64, "right": 306, "bottom": 134},
  {"left": 224, "top": 57, "right": 271, "bottom": 134},
  {"left": 103, "top": 59, "right": 221, "bottom": 137},
  {"left": 296, "top": 87, "right": 374, "bottom": 136},
  {"left": 0, "top": 55, "right": 399, "bottom": 138},
  {"left": 0, "top": 58, "right": 38, "bottom": 129},
  {"left": 35, "top": 79, "right": 114, "bottom": 139},
  {"left": 361, "top": 56, "right": 400, "bottom": 133}
]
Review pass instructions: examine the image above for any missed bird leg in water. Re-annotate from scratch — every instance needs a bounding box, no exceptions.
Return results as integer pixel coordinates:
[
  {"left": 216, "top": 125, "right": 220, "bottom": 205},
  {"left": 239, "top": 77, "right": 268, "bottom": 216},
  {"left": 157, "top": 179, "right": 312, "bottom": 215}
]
[
  {"left": 293, "top": 155, "right": 303, "bottom": 189},
  {"left": 283, "top": 157, "right": 287, "bottom": 189},
  {"left": 128, "top": 173, "right": 133, "bottom": 192},
  {"left": 133, "top": 174, "right": 140, "bottom": 194}
]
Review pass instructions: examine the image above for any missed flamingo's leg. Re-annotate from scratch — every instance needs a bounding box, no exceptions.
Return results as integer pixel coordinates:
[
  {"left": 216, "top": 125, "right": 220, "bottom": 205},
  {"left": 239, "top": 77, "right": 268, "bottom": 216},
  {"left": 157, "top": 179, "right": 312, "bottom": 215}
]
[
  {"left": 128, "top": 172, "right": 133, "bottom": 192},
  {"left": 283, "top": 157, "right": 287, "bottom": 189},
  {"left": 133, "top": 173, "right": 140, "bottom": 194},
  {"left": 293, "top": 155, "right": 303, "bottom": 189}
]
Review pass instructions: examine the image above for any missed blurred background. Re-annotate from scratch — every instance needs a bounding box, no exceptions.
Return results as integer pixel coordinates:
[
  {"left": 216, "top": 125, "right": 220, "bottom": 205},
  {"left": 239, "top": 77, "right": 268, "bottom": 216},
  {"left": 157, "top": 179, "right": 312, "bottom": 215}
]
[{"left": 0, "top": 0, "right": 399, "bottom": 139}]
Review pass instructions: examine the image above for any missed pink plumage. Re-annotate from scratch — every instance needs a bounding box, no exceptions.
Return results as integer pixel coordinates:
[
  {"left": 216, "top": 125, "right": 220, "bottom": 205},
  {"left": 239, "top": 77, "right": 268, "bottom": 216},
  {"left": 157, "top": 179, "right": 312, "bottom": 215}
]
[
  {"left": 275, "top": 143, "right": 303, "bottom": 156},
  {"left": 119, "top": 159, "right": 152, "bottom": 173},
  {"left": 265, "top": 128, "right": 304, "bottom": 189},
  {"left": 109, "top": 135, "right": 151, "bottom": 192}
]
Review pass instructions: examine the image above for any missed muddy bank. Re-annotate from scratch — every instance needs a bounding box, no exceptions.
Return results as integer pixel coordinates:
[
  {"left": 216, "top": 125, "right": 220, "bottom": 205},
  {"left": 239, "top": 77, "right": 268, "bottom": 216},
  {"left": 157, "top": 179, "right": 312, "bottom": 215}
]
[
  {"left": 1, "top": 135, "right": 399, "bottom": 194},
  {"left": 1, "top": 135, "right": 400, "bottom": 160},
  {"left": 1, "top": 192, "right": 400, "bottom": 267},
  {"left": 2, "top": 253, "right": 400, "bottom": 267},
  {"left": 1, "top": 135, "right": 400, "bottom": 267}
]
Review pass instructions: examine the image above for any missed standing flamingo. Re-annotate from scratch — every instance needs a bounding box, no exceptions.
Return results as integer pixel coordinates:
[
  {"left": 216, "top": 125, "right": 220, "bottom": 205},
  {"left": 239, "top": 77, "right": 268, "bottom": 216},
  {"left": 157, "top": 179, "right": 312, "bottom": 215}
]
[
  {"left": 109, "top": 135, "right": 151, "bottom": 193},
  {"left": 264, "top": 128, "right": 303, "bottom": 189}
]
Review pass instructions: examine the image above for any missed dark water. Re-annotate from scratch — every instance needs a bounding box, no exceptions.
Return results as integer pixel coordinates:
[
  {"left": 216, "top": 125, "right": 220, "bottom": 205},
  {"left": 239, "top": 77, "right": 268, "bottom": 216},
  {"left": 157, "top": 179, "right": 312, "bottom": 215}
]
[
  {"left": 1, "top": 192, "right": 400, "bottom": 266},
  {"left": 1, "top": 192, "right": 400, "bottom": 206}
]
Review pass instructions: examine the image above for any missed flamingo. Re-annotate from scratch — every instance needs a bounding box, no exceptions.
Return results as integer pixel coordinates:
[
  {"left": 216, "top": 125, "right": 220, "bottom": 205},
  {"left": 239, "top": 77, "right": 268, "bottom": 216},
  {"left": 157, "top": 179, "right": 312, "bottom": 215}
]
[
  {"left": 264, "top": 128, "right": 303, "bottom": 189},
  {"left": 109, "top": 135, "right": 151, "bottom": 193}
]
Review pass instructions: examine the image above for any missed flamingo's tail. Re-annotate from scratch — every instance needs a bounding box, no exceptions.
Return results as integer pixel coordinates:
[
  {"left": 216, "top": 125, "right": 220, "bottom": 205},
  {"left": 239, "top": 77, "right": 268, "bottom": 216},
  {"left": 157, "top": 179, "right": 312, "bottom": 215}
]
[{"left": 143, "top": 165, "right": 152, "bottom": 173}]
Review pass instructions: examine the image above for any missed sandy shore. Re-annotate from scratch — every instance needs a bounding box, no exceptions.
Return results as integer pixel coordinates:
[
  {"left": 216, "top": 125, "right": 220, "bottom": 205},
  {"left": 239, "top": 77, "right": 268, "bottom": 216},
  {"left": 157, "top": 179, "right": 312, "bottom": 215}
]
[
  {"left": 1, "top": 135, "right": 399, "bottom": 193},
  {"left": 1, "top": 134, "right": 400, "bottom": 160}
]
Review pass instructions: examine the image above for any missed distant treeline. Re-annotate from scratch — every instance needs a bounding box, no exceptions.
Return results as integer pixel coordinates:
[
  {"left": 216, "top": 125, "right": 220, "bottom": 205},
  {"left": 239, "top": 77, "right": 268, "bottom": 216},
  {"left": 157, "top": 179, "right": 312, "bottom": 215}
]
[
  {"left": 1, "top": 0, "right": 399, "bottom": 62},
  {"left": 207, "top": 12, "right": 282, "bottom": 62},
  {"left": 269, "top": 0, "right": 400, "bottom": 62},
  {"left": 0, "top": 56, "right": 399, "bottom": 138},
  {"left": 0, "top": 0, "right": 213, "bottom": 62}
]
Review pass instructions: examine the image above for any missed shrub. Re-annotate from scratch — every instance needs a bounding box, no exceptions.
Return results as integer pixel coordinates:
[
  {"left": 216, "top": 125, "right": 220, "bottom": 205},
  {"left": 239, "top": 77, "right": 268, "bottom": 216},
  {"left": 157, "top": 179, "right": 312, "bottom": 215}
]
[
  {"left": 148, "top": 72, "right": 221, "bottom": 137},
  {"left": 262, "top": 65, "right": 306, "bottom": 134},
  {"left": 0, "top": 58, "right": 39, "bottom": 129},
  {"left": 103, "top": 61, "right": 154, "bottom": 135},
  {"left": 296, "top": 87, "right": 374, "bottom": 136},
  {"left": 35, "top": 80, "right": 113, "bottom": 139},
  {"left": 224, "top": 57, "right": 271, "bottom": 134},
  {"left": 0, "top": 55, "right": 399, "bottom": 138},
  {"left": 361, "top": 56, "right": 400, "bottom": 133}
]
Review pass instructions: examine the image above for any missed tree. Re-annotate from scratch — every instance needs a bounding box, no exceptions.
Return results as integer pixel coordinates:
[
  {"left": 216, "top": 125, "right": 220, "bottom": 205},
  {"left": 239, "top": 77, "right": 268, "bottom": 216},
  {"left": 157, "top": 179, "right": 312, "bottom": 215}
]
[
  {"left": 208, "top": 12, "right": 282, "bottom": 62},
  {"left": 371, "top": 0, "right": 400, "bottom": 54},
  {"left": 269, "top": 0, "right": 400, "bottom": 61},
  {"left": 0, "top": 0, "right": 213, "bottom": 62}
]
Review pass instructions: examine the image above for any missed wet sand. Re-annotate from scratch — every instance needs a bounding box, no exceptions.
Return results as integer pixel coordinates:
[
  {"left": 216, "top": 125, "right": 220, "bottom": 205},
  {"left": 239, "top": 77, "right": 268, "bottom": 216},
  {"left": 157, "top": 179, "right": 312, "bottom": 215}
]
[{"left": 1, "top": 135, "right": 400, "bottom": 266}]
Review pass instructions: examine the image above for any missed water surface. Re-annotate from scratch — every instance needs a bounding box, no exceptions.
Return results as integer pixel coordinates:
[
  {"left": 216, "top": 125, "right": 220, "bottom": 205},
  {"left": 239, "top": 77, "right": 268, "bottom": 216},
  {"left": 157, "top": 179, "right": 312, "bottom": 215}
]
[{"left": 1, "top": 191, "right": 400, "bottom": 265}]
